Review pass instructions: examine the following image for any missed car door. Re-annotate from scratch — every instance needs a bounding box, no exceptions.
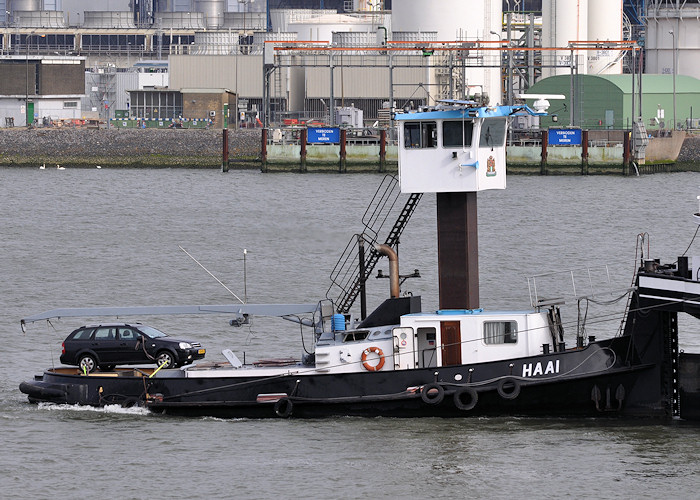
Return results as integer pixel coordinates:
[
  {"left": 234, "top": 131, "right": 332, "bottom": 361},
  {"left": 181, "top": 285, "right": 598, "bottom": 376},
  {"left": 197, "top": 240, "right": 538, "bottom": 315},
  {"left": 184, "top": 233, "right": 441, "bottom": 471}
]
[
  {"left": 91, "top": 326, "right": 120, "bottom": 363},
  {"left": 118, "top": 327, "right": 146, "bottom": 363}
]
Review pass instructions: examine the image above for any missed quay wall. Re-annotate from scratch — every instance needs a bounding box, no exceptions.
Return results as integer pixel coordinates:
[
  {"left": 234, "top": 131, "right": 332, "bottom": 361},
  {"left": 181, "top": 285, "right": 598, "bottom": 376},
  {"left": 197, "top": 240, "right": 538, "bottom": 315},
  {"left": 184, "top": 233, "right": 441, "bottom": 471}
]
[
  {"left": 1, "top": 128, "right": 699, "bottom": 173},
  {"left": 0, "top": 128, "right": 262, "bottom": 169}
]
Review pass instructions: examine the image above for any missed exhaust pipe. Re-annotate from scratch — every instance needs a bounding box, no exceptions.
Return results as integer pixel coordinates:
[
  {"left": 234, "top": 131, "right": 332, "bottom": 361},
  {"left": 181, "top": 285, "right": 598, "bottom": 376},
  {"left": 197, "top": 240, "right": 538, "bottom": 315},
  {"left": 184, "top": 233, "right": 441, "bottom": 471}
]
[{"left": 375, "top": 244, "right": 400, "bottom": 298}]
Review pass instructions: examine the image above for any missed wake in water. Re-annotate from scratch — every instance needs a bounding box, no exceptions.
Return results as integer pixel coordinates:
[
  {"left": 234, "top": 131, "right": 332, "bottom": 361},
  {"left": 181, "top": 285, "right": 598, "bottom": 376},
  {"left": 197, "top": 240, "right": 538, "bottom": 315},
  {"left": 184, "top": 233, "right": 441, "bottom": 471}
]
[{"left": 37, "top": 402, "right": 151, "bottom": 416}]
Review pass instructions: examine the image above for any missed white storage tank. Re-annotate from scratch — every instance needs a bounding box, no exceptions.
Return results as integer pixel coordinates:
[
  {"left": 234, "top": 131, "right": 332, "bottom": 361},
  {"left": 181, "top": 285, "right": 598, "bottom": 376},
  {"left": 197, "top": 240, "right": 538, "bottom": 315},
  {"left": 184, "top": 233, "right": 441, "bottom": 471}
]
[
  {"left": 191, "top": 30, "right": 239, "bottom": 55},
  {"left": 542, "top": 0, "right": 588, "bottom": 77},
  {"left": 391, "top": 0, "right": 502, "bottom": 105},
  {"left": 289, "top": 13, "right": 378, "bottom": 43},
  {"left": 645, "top": 3, "right": 700, "bottom": 80},
  {"left": 11, "top": 0, "right": 41, "bottom": 11},
  {"left": 269, "top": 9, "right": 337, "bottom": 33},
  {"left": 195, "top": 0, "right": 224, "bottom": 29},
  {"left": 587, "top": 0, "right": 623, "bottom": 74},
  {"left": 391, "top": 0, "right": 500, "bottom": 40}
]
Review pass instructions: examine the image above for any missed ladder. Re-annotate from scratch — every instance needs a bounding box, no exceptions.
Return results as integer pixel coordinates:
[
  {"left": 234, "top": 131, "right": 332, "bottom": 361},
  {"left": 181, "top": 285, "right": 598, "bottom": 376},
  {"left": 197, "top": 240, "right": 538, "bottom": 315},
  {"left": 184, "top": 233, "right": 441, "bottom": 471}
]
[{"left": 328, "top": 175, "right": 422, "bottom": 314}]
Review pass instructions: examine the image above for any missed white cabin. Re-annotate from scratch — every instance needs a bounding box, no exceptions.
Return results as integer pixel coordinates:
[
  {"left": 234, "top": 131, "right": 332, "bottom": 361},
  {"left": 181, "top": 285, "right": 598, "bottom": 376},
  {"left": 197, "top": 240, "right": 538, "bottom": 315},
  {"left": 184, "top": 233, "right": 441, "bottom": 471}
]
[{"left": 396, "top": 105, "right": 514, "bottom": 194}]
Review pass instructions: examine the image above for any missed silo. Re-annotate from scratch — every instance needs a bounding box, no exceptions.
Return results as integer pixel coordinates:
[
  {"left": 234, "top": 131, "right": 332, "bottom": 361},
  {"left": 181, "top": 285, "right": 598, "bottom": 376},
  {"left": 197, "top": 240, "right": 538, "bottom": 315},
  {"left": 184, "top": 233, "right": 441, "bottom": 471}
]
[
  {"left": 542, "top": 0, "right": 588, "bottom": 77},
  {"left": 195, "top": 0, "right": 224, "bottom": 29},
  {"left": 587, "top": 0, "right": 623, "bottom": 74},
  {"left": 289, "top": 13, "right": 377, "bottom": 42},
  {"left": 390, "top": 0, "right": 502, "bottom": 104},
  {"left": 10, "top": 0, "right": 41, "bottom": 11},
  {"left": 645, "top": 2, "right": 700, "bottom": 81},
  {"left": 391, "top": 0, "right": 499, "bottom": 39}
]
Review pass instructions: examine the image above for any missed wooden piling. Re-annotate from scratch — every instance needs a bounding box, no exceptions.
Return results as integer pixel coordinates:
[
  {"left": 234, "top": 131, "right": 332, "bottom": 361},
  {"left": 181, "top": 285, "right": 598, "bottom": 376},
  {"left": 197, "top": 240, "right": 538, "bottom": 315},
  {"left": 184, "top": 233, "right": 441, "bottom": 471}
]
[
  {"left": 379, "top": 129, "right": 387, "bottom": 173},
  {"left": 300, "top": 127, "right": 307, "bottom": 173},
  {"left": 540, "top": 129, "right": 548, "bottom": 175},
  {"left": 261, "top": 128, "right": 268, "bottom": 173},
  {"left": 581, "top": 129, "right": 589, "bottom": 175},
  {"left": 222, "top": 128, "right": 229, "bottom": 172},
  {"left": 339, "top": 128, "right": 347, "bottom": 173},
  {"left": 623, "top": 130, "right": 630, "bottom": 176}
]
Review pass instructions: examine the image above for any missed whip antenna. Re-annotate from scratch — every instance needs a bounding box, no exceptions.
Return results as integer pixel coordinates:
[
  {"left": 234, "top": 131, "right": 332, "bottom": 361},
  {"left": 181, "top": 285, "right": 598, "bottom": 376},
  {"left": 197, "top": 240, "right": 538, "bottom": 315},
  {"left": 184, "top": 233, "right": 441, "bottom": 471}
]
[{"left": 179, "top": 245, "right": 245, "bottom": 304}]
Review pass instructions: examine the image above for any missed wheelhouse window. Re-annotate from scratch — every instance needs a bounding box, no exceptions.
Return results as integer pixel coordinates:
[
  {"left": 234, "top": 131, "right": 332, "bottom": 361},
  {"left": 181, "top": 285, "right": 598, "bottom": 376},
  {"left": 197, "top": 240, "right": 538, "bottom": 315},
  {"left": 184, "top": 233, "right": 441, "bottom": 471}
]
[
  {"left": 479, "top": 118, "right": 507, "bottom": 148},
  {"left": 343, "top": 330, "right": 369, "bottom": 342},
  {"left": 404, "top": 121, "right": 437, "bottom": 149},
  {"left": 483, "top": 321, "right": 518, "bottom": 344},
  {"left": 442, "top": 120, "right": 474, "bottom": 148}
]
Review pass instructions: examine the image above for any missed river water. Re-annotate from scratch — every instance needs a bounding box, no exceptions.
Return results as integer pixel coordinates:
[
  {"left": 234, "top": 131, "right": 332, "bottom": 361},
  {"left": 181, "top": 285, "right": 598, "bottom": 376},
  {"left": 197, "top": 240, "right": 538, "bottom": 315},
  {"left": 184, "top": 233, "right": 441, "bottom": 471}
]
[{"left": 1, "top": 167, "right": 699, "bottom": 499}]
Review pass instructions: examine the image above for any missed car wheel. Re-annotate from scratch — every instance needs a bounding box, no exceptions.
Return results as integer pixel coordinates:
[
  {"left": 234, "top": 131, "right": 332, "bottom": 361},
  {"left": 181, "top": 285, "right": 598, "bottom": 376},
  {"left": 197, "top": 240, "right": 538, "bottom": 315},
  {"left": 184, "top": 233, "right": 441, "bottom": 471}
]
[
  {"left": 156, "top": 351, "right": 175, "bottom": 369},
  {"left": 78, "top": 354, "right": 97, "bottom": 374}
]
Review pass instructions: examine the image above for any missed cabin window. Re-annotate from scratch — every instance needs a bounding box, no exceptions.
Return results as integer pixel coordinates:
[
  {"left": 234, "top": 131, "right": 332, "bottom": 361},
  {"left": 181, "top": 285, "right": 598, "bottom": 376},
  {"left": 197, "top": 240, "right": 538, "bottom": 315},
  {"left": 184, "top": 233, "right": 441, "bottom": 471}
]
[
  {"left": 404, "top": 121, "right": 437, "bottom": 149},
  {"left": 343, "top": 330, "right": 369, "bottom": 342},
  {"left": 442, "top": 120, "right": 474, "bottom": 148},
  {"left": 483, "top": 321, "right": 518, "bottom": 344},
  {"left": 479, "top": 118, "right": 507, "bottom": 148}
]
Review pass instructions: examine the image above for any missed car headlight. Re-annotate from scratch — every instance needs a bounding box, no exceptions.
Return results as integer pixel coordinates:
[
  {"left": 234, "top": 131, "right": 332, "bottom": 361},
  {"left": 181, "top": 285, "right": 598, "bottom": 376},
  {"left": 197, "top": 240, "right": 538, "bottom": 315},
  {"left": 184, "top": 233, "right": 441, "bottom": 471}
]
[{"left": 179, "top": 342, "right": 193, "bottom": 349}]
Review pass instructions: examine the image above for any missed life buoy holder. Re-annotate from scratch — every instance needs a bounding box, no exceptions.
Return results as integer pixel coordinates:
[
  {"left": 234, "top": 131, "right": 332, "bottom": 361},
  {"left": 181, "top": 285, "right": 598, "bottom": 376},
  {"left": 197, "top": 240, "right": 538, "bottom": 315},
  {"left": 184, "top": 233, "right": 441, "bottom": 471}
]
[
  {"left": 361, "top": 346, "right": 385, "bottom": 372},
  {"left": 496, "top": 377, "right": 521, "bottom": 400}
]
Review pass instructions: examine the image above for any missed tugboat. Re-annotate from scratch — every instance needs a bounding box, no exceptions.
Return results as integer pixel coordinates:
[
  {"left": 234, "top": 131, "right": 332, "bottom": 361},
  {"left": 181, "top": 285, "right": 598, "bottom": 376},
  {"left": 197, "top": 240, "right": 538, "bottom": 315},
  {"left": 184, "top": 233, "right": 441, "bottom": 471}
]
[{"left": 19, "top": 100, "right": 700, "bottom": 419}]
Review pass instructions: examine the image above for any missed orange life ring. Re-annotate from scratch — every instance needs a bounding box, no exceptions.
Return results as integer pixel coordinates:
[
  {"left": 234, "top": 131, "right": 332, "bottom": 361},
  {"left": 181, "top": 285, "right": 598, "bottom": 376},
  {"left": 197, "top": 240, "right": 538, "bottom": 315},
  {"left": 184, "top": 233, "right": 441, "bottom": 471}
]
[{"left": 361, "top": 346, "right": 385, "bottom": 371}]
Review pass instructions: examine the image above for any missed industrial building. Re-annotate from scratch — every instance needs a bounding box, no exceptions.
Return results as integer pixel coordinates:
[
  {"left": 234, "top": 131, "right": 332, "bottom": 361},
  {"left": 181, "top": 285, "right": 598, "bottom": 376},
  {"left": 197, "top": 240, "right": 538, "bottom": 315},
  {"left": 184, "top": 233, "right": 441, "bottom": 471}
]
[{"left": 0, "top": 1, "right": 698, "bottom": 132}]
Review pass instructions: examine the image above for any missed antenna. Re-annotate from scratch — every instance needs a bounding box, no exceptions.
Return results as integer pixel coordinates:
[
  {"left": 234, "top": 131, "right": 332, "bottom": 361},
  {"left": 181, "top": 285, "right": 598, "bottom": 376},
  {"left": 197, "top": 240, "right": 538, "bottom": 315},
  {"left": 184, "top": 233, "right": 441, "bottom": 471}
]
[{"left": 179, "top": 246, "right": 245, "bottom": 304}]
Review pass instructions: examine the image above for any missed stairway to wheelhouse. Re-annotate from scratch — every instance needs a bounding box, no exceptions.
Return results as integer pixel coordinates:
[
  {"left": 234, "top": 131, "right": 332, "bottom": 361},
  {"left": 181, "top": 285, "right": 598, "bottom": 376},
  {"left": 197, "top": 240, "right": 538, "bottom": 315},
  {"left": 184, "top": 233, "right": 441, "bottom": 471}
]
[{"left": 327, "top": 175, "right": 422, "bottom": 315}]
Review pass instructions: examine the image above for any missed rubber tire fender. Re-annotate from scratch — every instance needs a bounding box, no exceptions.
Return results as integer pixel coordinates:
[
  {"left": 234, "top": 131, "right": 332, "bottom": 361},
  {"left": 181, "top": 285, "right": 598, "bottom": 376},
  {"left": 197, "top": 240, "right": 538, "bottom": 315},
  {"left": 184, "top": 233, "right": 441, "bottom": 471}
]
[
  {"left": 421, "top": 383, "right": 445, "bottom": 405},
  {"left": 453, "top": 386, "right": 479, "bottom": 411},
  {"left": 274, "top": 397, "right": 293, "bottom": 418},
  {"left": 496, "top": 377, "right": 521, "bottom": 400},
  {"left": 121, "top": 397, "right": 142, "bottom": 408}
]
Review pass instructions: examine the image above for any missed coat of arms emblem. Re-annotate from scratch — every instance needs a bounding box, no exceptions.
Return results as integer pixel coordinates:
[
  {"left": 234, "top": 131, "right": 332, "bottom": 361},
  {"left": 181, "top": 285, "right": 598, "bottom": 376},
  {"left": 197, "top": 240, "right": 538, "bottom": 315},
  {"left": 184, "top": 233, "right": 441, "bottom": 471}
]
[{"left": 486, "top": 156, "right": 497, "bottom": 177}]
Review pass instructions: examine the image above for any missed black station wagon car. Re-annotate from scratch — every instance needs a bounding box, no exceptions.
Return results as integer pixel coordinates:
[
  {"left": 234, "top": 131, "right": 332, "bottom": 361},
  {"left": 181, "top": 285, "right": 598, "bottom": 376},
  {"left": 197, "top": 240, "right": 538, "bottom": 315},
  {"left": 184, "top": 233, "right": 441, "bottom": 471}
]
[{"left": 60, "top": 322, "right": 205, "bottom": 373}]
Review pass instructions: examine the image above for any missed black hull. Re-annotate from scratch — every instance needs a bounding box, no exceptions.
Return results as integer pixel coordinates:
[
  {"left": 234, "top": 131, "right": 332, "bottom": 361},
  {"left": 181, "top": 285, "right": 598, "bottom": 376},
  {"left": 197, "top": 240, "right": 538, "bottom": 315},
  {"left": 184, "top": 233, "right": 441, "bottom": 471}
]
[{"left": 18, "top": 337, "right": 678, "bottom": 419}]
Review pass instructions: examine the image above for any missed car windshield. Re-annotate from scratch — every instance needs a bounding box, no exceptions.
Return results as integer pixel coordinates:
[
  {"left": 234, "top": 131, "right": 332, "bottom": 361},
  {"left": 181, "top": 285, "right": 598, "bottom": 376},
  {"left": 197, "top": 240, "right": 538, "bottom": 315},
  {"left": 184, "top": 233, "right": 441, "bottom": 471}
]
[{"left": 137, "top": 325, "right": 169, "bottom": 338}]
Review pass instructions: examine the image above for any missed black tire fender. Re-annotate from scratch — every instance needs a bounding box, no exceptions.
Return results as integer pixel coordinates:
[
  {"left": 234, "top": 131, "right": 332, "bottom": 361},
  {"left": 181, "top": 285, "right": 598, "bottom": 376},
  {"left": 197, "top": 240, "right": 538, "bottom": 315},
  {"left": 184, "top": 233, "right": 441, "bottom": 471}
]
[
  {"left": 274, "top": 397, "right": 293, "bottom": 418},
  {"left": 496, "top": 377, "right": 521, "bottom": 400},
  {"left": 420, "top": 383, "right": 445, "bottom": 405},
  {"left": 121, "top": 397, "right": 141, "bottom": 408},
  {"left": 453, "top": 386, "right": 479, "bottom": 411}
]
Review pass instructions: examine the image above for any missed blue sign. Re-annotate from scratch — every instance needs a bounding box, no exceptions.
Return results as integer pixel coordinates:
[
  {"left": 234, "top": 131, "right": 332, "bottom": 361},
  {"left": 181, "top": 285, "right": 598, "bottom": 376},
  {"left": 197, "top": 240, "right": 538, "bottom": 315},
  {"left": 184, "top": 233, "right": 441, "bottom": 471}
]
[
  {"left": 308, "top": 127, "right": 340, "bottom": 143},
  {"left": 548, "top": 128, "right": 582, "bottom": 146}
]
